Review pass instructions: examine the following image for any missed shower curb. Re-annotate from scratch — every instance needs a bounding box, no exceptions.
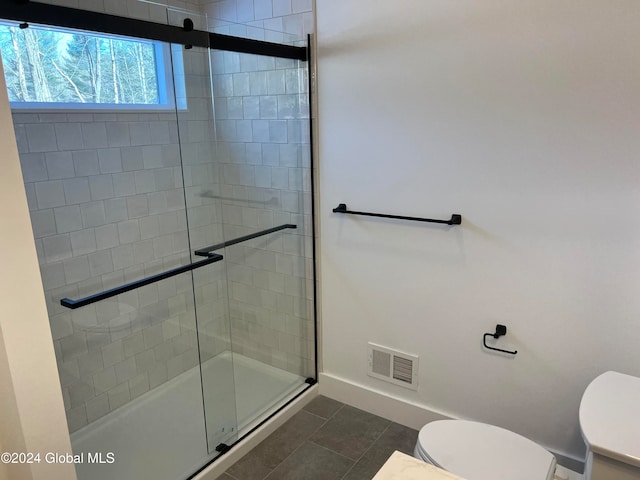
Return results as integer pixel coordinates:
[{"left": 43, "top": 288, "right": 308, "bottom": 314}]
[{"left": 191, "top": 385, "right": 319, "bottom": 480}]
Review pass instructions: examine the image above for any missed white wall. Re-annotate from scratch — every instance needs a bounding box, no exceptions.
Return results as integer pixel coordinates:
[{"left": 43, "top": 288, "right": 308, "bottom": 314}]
[
  {"left": 317, "top": 0, "right": 640, "bottom": 465},
  {"left": 0, "top": 57, "right": 76, "bottom": 480}
]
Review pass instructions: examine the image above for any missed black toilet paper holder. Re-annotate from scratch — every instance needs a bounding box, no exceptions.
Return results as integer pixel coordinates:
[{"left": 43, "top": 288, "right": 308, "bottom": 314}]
[{"left": 483, "top": 324, "right": 518, "bottom": 355}]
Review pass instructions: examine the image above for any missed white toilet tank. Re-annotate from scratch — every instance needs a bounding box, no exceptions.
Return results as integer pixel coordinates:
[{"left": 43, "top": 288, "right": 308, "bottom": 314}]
[
  {"left": 414, "top": 420, "right": 556, "bottom": 480},
  {"left": 580, "top": 371, "right": 640, "bottom": 480}
]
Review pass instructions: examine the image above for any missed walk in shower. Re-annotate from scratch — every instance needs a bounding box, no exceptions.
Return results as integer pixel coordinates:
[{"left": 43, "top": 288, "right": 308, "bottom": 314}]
[{"left": 0, "top": 2, "right": 315, "bottom": 479}]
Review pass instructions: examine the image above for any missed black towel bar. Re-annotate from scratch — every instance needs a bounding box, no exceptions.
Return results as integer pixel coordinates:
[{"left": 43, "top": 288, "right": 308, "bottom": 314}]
[
  {"left": 194, "top": 224, "right": 297, "bottom": 257},
  {"left": 60, "top": 253, "right": 223, "bottom": 309},
  {"left": 333, "top": 203, "right": 461, "bottom": 226}
]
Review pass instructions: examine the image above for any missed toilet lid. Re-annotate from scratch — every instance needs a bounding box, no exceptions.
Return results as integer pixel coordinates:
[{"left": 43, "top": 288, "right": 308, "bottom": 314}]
[
  {"left": 417, "top": 420, "right": 556, "bottom": 480},
  {"left": 579, "top": 371, "right": 640, "bottom": 467}
]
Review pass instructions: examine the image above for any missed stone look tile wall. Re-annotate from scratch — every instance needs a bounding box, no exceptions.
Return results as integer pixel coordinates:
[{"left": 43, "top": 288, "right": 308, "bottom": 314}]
[
  {"left": 175, "top": 45, "right": 234, "bottom": 367},
  {"left": 201, "top": 0, "right": 314, "bottom": 41},
  {"left": 10, "top": 36, "right": 229, "bottom": 436},
  {"left": 201, "top": 0, "right": 315, "bottom": 378},
  {"left": 13, "top": 108, "right": 212, "bottom": 433},
  {"left": 208, "top": 54, "right": 314, "bottom": 377}
]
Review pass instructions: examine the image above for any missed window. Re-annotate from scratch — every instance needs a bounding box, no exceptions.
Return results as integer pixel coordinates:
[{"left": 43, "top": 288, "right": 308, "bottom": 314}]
[{"left": 0, "top": 22, "right": 181, "bottom": 110}]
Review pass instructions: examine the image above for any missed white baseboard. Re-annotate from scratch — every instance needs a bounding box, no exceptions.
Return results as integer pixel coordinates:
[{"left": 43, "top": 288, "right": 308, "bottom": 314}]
[
  {"left": 319, "top": 372, "right": 585, "bottom": 474},
  {"left": 193, "top": 385, "right": 319, "bottom": 480},
  {"left": 319, "top": 372, "right": 451, "bottom": 429}
]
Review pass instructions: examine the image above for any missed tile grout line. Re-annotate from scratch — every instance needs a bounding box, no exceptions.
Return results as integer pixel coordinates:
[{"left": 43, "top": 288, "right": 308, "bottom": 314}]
[
  {"left": 338, "top": 421, "right": 393, "bottom": 480},
  {"left": 304, "top": 407, "right": 340, "bottom": 423},
  {"left": 260, "top": 403, "right": 346, "bottom": 480},
  {"left": 306, "top": 438, "right": 361, "bottom": 463},
  {"left": 261, "top": 425, "right": 329, "bottom": 480},
  {"left": 316, "top": 402, "right": 346, "bottom": 422}
]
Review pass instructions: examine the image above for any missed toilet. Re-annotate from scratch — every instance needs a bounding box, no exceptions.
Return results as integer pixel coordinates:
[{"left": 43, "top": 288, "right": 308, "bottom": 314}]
[
  {"left": 579, "top": 371, "right": 640, "bottom": 480},
  {"left": 413, "top": 419, "right": 557, "bottom": 480},
  {"left": 413, "top": 370, "right": 640, "bottom": 480}
]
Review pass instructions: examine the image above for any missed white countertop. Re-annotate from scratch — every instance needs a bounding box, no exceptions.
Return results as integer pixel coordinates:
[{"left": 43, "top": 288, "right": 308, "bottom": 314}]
[{"left": 373, "top": 451, "right": 465, "bottom": 480}]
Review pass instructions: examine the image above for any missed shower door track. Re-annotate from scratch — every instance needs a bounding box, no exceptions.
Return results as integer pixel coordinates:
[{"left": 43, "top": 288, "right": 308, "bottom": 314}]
[
  {"left": 187, "top": 379, "right": 316, "bottom": 480},
  {"left": 0, "top": 1, "right": 307, "bottom": 60}
]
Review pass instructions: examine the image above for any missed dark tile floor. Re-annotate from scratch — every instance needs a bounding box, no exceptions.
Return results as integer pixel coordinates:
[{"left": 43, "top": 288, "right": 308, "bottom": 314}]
[{"left": 221, "top": 396, "right": 418, "bottom": 480}]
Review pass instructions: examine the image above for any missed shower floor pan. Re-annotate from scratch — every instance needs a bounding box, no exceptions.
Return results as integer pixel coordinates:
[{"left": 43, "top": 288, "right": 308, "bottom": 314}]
[{"left": 71, "top": 351, "right": 305, "bottom": 480}]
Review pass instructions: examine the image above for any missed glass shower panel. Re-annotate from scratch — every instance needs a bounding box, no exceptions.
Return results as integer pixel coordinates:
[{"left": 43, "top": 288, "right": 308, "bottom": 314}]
[
  {"left": 206, "top": 17, "right": 301, "bottom": 44},
  {"left": 195, "top": 43, "right": 315, "bottom": 436},
  {"left": 165, "top": 6, "right": 241, "bottom": 453},
  {"left": 4, "top": 16, "right": 230, "bottom": 477},
  {"left": 53, "top": 32, "right": 232, "bottom": 476},
  {"left": 170, "top": 39, "right": 240, "bottom": 453},
  {"left": 70, "top": 270, "right": 220, "bottom": 480}
]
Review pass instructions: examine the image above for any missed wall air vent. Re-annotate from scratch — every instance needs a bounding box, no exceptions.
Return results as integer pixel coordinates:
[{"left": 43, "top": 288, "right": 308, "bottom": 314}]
[{"left": 367, "top": 343, "right": 418, "bottom": 390}]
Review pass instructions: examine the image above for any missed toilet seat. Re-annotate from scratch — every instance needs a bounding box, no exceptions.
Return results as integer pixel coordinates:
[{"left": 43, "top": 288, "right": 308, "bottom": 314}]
[{"left": 416, "top": 420, "right": 556, "bottom": 480}]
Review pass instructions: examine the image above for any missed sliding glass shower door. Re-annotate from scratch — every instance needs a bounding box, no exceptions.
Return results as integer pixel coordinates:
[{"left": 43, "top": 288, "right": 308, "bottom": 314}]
[
  {"left": 171, "top": 39, "right": 243, "bottom": 453},
  {"left": 2, "top": 25, "right": 237, "bottom": 480},
  {"left": 193, "top": 43, "right": 315, "bottom": 448},
  {"left": 2, "top": 4, "right": 314, "bottom": 479}
]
